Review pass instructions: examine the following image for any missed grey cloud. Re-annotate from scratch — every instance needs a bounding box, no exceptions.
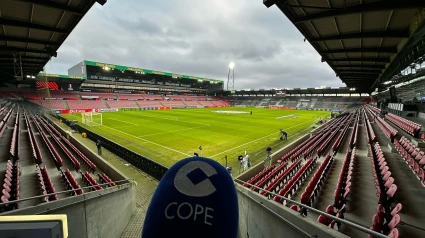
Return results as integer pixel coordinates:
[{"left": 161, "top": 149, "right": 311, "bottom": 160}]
[{"left": 47, "top": 0, "right": 345, "bottom": 89}]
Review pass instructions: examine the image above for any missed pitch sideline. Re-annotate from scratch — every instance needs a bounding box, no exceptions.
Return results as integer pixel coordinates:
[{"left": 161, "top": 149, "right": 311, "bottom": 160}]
[{"left": 209, "top": 118, "right": 317, "bottom": 158}]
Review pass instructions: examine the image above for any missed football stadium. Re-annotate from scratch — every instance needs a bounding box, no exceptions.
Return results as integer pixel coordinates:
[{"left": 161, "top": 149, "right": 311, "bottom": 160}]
[{"left": 1, "top": 0, "right": 425, "bottom": 238}]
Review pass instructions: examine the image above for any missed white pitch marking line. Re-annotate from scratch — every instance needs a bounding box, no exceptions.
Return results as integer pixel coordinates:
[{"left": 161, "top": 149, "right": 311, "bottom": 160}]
[
  {"left": 209, "top": 118, "right": 317, "bottom": 158},
  {"left": 138, "top": 125, "right": 210, "bottom": 138},
  {"left": 100, "top": 124, "right": 191, "bottom": 156},
  {"left": 107, "top": 118, "right": 139, "bottom": 126}
]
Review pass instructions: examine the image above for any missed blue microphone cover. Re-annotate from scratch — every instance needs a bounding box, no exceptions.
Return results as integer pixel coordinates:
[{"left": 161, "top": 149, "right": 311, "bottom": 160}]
[{"left": 142, "top": 157, "right": 239, "bottom": 238}]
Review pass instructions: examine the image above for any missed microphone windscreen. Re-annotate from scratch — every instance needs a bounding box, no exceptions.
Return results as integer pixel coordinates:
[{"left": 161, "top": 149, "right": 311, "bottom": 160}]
[{"left": 141, "top": 156, "right": 239, "bottom": 238}]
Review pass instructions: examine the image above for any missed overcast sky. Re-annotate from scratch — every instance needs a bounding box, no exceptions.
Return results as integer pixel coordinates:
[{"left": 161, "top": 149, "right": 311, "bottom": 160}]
[{"left": 45, "top": 0, "right": 345, "bottom": 90}]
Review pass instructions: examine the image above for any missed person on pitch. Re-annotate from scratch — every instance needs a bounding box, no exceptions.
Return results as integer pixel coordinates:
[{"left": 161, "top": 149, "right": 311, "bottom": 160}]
[{"left": 280, "top": 129, "right": 287, "bottom": 141}]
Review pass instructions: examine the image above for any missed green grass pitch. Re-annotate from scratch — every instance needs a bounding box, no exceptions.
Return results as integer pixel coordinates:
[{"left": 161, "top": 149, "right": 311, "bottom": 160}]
[{"left": 62, "top": 108, "right": 329, "bottom": 176}]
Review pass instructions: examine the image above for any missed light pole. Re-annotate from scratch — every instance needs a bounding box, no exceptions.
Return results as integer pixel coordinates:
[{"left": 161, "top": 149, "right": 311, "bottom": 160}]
[{"left": 227, "top": 62, "right": 235, "bottom": 90}]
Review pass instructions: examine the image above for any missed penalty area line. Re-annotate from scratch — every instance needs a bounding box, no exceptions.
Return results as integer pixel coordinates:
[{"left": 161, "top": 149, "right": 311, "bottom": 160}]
[
  {"left": 209, "top": 118, "right": 317, "bottom": 158},
  {"left": 100, "top": 124, "right": 191, "bottom": 157}
]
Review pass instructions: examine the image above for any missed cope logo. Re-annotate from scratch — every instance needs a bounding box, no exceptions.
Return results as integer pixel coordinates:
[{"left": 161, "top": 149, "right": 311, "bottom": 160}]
[
  {"left": 164, "top": 161, "right": 217, "bottom": 225},
  {"left": 174, "top": 161, "right": 217, "bottom": 197}
]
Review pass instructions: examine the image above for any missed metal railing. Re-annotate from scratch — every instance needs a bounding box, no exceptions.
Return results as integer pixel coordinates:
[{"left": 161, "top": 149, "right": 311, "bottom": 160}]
[
  {"left": 0, "top": 179, "right": 134, "bottom": 206},
  {"left": 234, "top": 178, "right": 389, "bottom": 238}
]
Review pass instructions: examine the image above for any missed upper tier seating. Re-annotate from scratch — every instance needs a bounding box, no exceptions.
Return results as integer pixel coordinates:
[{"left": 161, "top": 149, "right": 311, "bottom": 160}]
[
  {"left": 116, "top": 94, "right": 144, "bottom": 100},
  {"left": 143, "top": 95, "right": 163, "bottom": 100},
  {"left": 31, "top": 100, "right": 67, "bottom": 109},
  {"left": 385, "top": 113, "right": 422, "bottom": 137},
  {"left": 137, "top": 100, "right": 163, "bottom": 107},
  {"left": 160, "top": 100, "right": 186, "bottom": 107},
  {"left": 106, "top": 100, "right": 139, "bottom": 108},
  {"left": 394, "top": 137, "right": 425, "bottom": 186},
  {"left": 66, "top": 100, "right": 105, "bottom": 109}
]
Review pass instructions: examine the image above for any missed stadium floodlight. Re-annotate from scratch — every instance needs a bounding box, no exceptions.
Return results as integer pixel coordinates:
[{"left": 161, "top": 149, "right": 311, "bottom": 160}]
[{"left": 227, "top": 62, "right": 235, "bottom": 90}]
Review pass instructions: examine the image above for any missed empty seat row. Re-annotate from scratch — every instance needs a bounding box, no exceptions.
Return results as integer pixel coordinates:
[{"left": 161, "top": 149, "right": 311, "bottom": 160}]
[
  {"left": 334, "top": 148, "right": 355, "bottom": 209},
  {"left": 349, "top": 114, "right": 359, "bottom": 149},
  {"left": 369, "top": 203, "right": 402, "bottom": 237},
  {"left": 317, "top": 130, "right": 339, "bottom": 157},
  {"left": 37, "top": 119, "right": 81, "bottom": 170},
  {"left": 0, "top": 108, "right": 13, "bottom": 138},
  {"left": 364, "top": 110, "right": 376, "bottom": 143},
  {"left": 98, "top": 173, "right": 116, "bottom": 187},
  {"left": 81, "top": 171, "right": 102, "bottom": 191},
  {"left": 1, "top": 160, "right": 20, "bottom": 211},
  {"left": 252, "top": 162, "right": 288, "bottom": 192},
  {"left": 369, "top": 143, "right": 397, "bottom": 210},
  {"left": 317, "top": 205, "right": 346, "bottom": 230},
  {"left": 35, "top": 165, "right": 53, "bottom": 203},
  {"left": 300, "top": 154, "right": 334, "bottom": 209},
  {"left": 24, "top": 114, "right": 43, "bottom": 163},
  {"left": 244, "top": 165, "right": 275, "bottom": 188},
  {"left": 32, "top": 117, "right": 63, "bottom": 166},
  {"left": 304, "top": 131, "right": 332, "bottom": 158},
  {"left": 61, "top": 169, "right": 83, "bottom": 195},
  {"left": 9, "top": 123, "right": 20, "bottom": 159},
  {"left": 40, "top": 116, "right": 96, "bottom": 171},
  {"left": 375, "top": 116, "right": 398, "bottom": 142},
  {"left": 40, "top": 166, "right": 58, "bottom": 201},
  {"left": 394, "top": 137, "right": 425, "bottom": 186},
  {"left": 273, "top": 157, "right": 317, "bottom": 204},
  {"left": 331, "top": 123, "right": 350, "bottom": 153},
  {"left": 260, "top": 160, "right": 302, "bottom": 196},
  {"left": 385, "top": 113, "right": 421, "bottom": 137}
]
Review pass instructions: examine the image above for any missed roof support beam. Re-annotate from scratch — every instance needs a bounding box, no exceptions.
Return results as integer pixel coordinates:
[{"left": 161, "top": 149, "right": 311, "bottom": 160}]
[
  {"left": 310, "top": 29, "right": 409, "bottom": 42},
  {"left": 294, "top": 0, "right": 425, "bottom": 23},
  {"left": 0, "top": 17, "right": 69, "bottom": 34},
  {"left": 264, "top": 0, "right": 286, "bottom": 8},
  {"left": 334, "top": 64, "right": 386, "bottom": 69},
  {"left": 325, "top": 58, "right": 390, "bottom": 63},
  {"left": 0, "top": 35, "right": 59, "bottom": 46},
  {"left": 338, "top": 73, "right": 380, "bottom": 77},
  {"left": 13, "top": 0, "right": 84, "bottom": 15},
  {"left": 0, "top": 55, "right": 49, "bottom": 60},
  {"left": 321, "top": 47, "right": 397, "bottom": 54},
  {"left": 0, "top": 46, "right": 56, "bottom": 56},
  {"left": 337, "top": 69, "right": 383, "bottom": 74}
]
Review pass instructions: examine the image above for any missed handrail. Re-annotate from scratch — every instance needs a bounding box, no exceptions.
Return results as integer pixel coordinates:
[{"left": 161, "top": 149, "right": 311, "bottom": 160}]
[
  {"left": 0, "top": 179, "right": 134, "bottom": 206},
  {"left": 234, "top": 178, "right": 389, "bottom": 238}
]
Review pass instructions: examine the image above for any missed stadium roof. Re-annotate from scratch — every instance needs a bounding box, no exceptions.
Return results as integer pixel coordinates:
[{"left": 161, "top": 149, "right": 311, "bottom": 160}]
[
  {"left": 37, "top": 72, "right": 86, "bottom": 80},
  {"left": 0, "top": 0, "right": 106, "bottom": 82},
  {"left": 266, "top": 0, "right": 425, "bottom": 93},
  {"left": 84, "top": 60, "right": 225, "bottom": 83},
  {"left": 230, "top": 87, "right": 359, "bottom": 96}
]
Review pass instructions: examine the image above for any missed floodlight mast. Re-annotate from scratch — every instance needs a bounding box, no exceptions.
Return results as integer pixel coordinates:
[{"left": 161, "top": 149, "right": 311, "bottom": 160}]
[{"left": 227, "top": 62, "right": 235, "bottom": 90}]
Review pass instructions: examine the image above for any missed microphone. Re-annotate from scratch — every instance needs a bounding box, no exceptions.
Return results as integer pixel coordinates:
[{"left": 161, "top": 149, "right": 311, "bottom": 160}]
[{"left": 141, "top": 157, "right": 239, "bottom": 238}]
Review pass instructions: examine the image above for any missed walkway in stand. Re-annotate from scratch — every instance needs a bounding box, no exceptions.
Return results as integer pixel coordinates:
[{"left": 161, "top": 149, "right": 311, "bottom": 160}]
[{"left": 340, "top": 115, "right": 378, "bottom": 238}]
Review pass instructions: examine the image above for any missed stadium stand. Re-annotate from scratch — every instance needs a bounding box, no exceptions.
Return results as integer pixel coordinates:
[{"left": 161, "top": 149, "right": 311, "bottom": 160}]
[
  {"left": 66, "top": 100, "right": 106, "bottom": 109},
  {"left": 106, "top": 100, "right": 139, "bottom": 108},
  {"left": 239, "top": 104, "right": 425, "bottom": 238},
  {"left": 0, "top": 103, "right": 122, "bottom": 214}
]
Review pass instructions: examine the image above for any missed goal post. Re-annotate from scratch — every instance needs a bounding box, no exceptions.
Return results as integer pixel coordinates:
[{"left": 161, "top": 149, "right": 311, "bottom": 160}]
[{"left": 82, "top": 112, "right": 103, "bottom": 126}]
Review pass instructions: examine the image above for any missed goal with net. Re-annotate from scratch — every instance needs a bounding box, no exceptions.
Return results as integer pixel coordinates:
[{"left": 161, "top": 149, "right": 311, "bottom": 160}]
[{"left": 82, "top": 112, "right": 103, "bottom": 126}]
